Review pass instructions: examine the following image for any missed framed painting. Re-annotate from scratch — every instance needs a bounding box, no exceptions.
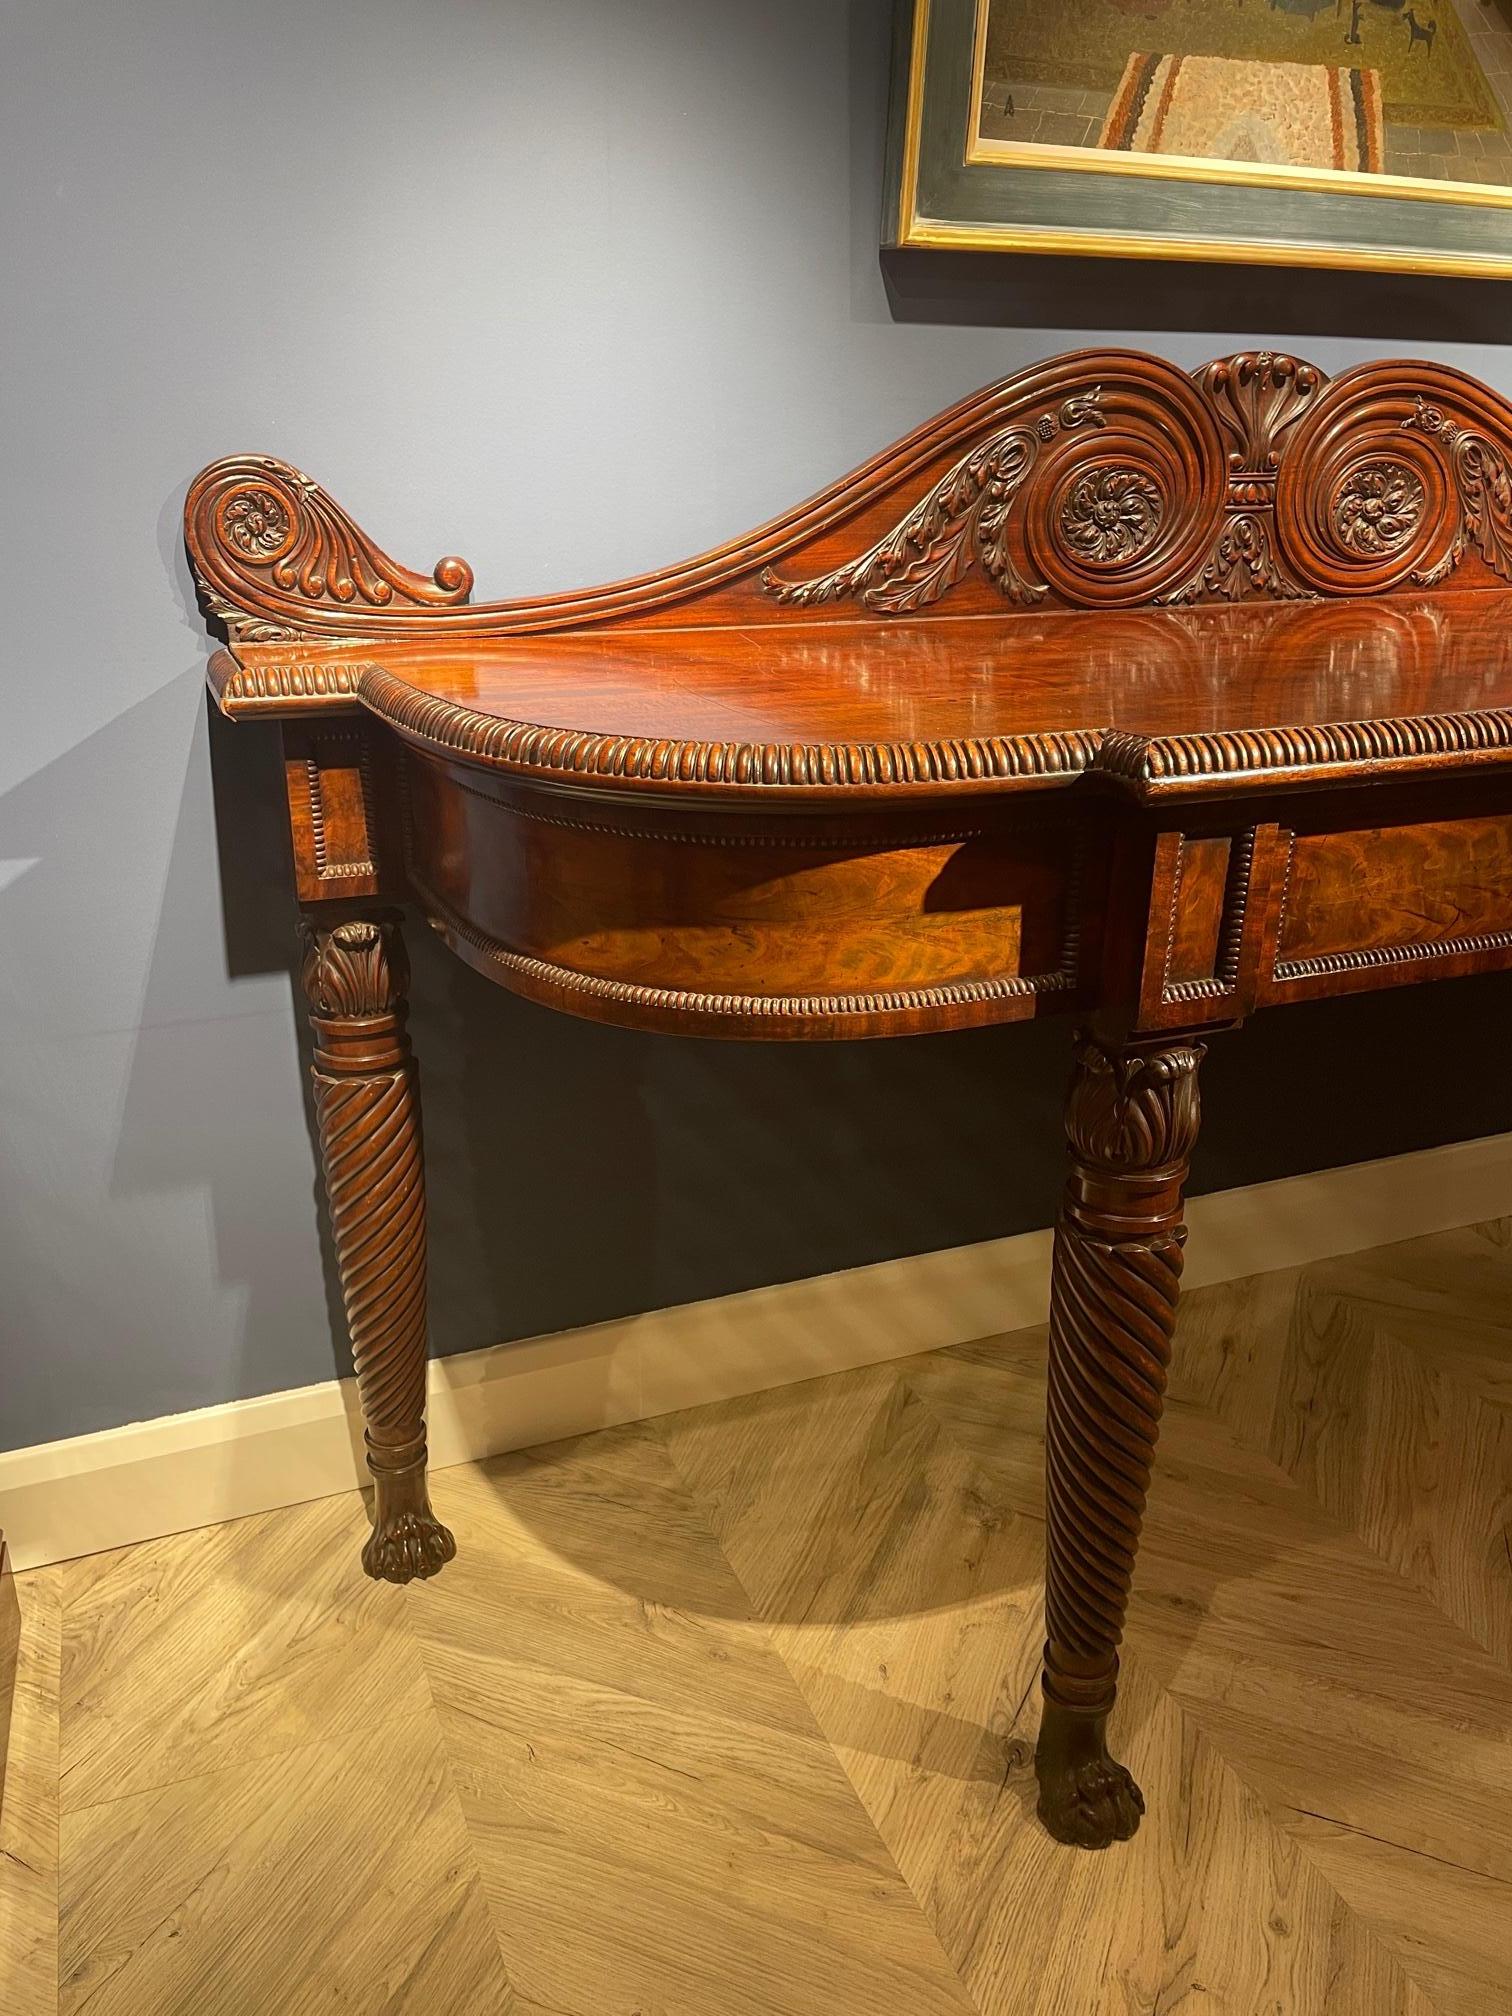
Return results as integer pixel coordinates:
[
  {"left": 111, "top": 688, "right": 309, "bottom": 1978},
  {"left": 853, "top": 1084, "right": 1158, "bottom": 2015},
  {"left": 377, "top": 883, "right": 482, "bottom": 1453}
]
[{"left": 885, "top": 0, "right": 1512, "bottom": 273}]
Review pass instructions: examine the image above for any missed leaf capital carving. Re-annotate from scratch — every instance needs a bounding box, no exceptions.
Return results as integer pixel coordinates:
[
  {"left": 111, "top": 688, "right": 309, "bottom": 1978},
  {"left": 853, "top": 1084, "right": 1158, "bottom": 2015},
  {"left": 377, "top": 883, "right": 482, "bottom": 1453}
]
[
  {"left": 301, "top": 916, "right": 408, "bottom": 1020},
  {"left": 1065, "top": 1035, "right": 1205, "bottom": 1172}
]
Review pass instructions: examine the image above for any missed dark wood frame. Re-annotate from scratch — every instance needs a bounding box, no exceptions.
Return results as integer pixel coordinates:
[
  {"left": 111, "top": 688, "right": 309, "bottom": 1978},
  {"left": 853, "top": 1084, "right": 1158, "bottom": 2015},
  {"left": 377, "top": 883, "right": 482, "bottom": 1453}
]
[
  {"left": 891, "top": 0, "right": 1512, "bottom": 276},
  {"left": 189, "top": 347, "right": 1512, "bottom": 1847}
]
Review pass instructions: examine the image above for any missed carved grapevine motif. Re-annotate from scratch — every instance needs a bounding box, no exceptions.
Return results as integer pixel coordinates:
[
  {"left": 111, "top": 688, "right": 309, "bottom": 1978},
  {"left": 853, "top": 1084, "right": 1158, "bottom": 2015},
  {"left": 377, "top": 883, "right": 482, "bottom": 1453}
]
[
  {"left": 1332, "top": 460, "right": 1425, "bottom": 557},
  {"left": 760, "top": 393, "right": 1107, "bottom": 613},
  {"left": 1059, "top": 468, "right": 1163, "bottom": 566},
  {"left": 1403, "top": 399, "right": 1512, "bottom": 588}
]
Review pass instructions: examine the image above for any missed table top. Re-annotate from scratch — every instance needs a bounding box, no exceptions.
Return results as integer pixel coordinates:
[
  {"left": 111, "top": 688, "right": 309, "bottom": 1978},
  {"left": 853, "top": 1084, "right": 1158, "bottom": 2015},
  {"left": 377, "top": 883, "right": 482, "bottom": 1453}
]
[{"left": 212, "top": 589, "right": 1512, "bottom": 802}]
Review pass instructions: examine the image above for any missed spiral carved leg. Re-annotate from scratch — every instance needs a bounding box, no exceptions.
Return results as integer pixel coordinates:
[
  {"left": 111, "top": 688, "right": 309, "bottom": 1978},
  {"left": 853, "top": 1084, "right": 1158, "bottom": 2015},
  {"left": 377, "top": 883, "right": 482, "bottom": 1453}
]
[
  {"left": 302, "top": 916, "right": 455, "bottom": 1585},
  {"left": 1035, "top": 1032, "right": 1203, "bottom": 1848}
]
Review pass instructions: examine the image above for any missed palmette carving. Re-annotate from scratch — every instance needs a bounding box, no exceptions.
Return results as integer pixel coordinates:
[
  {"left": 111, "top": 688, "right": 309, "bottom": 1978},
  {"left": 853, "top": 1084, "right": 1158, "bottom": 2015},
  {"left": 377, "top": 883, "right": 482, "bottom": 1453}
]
[
  {"left": 301, "top": 917, "right": 455, "bottom": 1585},
  {"left": 1162, "top": 513, "right": 1306, "bottom": 604},
  {"left": 1036, "top": 1035, "right": 1203, "bottom": 1849},
  {"left": 1192, "top": 350, "right": 1322, "bottom": 475}
]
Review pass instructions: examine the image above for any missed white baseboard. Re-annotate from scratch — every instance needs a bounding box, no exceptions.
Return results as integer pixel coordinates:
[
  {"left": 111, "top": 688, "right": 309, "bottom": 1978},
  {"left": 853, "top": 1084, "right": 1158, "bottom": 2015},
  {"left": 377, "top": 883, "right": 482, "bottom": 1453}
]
[{"left": 4, "top": 1133, "right": 1508, "bottom": 1572}]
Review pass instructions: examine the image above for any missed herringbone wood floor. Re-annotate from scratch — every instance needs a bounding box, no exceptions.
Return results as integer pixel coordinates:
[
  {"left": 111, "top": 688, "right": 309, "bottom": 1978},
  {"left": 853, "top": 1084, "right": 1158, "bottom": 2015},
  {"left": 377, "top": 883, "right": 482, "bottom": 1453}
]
[{"left": 4, "top": 1219, "right": 1512, "bottom": 2015}]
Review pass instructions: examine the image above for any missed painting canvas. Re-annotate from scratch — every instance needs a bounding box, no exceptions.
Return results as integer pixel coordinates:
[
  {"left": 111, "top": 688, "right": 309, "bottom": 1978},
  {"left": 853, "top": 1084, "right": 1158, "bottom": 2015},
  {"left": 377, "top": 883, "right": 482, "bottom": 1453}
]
[
  {"left": 888, "top": 0, "right": 1512, "bottom": 272},
  {"left": 976, "top": 0, "right": 1512, "bottom": 193}
]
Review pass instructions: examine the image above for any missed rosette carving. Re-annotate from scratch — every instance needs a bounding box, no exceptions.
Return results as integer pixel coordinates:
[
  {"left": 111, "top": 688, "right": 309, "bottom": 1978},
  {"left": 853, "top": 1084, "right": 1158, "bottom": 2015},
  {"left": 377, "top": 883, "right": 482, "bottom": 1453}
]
[
  {"left": 1059, "top": 468, "right": 1163, "bottom": 566},
  {"left": 185, "top": 455, "right": 473, "bottom": 641},
  {"left": 1036, "top": 1034, "right": 1203, "bottom": 1849},
  {"left": 1332, "top": 459, "right": 1426, "bottom": 558}
]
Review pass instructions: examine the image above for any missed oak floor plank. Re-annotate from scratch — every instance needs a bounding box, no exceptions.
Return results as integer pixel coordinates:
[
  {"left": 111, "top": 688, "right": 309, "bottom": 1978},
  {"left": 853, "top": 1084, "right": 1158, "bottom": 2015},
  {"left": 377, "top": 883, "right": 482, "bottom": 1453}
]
[
  {"left": 410, "top": 1430, "right": 977, "bottom": 2016},
  {"left": 59, "top": 1709, "right": 513, "bottom": 2015},
  {"left": 58, "top": 1494, "right": 435, "bottom": 1812},
  {"left": 0, "top": 1569, "right": 60, "bottom": 2016}
]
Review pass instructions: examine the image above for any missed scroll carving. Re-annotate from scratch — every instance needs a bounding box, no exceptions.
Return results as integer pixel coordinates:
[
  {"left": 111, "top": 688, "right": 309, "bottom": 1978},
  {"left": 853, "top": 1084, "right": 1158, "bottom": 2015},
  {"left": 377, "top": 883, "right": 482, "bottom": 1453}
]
[
  {"left": 186, "top": 456, "right": 474, "bottom": 641},
  {"left": 185, "top": 350, "right": 1512, "bottom": 641},
  {"left": 1036, "top": 1034, "right": 1203, "bottom": 1849}
]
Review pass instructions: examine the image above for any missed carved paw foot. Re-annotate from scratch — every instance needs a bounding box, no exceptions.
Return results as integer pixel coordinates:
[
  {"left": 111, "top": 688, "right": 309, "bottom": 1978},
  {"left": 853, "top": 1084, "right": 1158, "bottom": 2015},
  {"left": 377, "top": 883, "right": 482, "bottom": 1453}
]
[
  {"left": 362, "top": 1508, "right": 457, "bottom": 1585},
  {"left": 1036, "top": 1750, "right": 1145, "bottom": 1848}
]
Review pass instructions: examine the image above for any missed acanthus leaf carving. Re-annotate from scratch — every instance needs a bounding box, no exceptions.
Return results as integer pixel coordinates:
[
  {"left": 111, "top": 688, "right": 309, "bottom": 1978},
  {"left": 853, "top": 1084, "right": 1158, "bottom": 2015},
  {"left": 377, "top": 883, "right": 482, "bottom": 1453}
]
[
  {"left": 1063, "top": 1034, "right": 1204, "bottom": 1172},
  {"left": 1403, "top": 399, "right": 1512, "bottom": 588},
  {"left": 301, "top": 915, "right": 407, "bottom": 1020},
  {"left": 760, "top": 392, "right": 1107, "bottom": 614}
]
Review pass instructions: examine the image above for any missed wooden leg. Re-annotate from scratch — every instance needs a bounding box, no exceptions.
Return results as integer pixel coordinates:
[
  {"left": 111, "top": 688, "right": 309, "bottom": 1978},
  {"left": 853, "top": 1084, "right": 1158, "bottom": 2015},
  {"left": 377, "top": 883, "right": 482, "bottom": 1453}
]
[
  {"left": 1034, "top": 1031, "right": 1203, "bottom": 1848},
  {"left": 301, "top": 915, "right": 455, "bottom": 1584}
]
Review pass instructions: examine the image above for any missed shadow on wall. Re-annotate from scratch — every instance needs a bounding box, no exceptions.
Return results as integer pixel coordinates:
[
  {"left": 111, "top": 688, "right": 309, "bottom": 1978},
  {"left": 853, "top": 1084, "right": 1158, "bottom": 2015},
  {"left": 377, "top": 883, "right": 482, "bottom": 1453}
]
[{"left": 880, "top": 244, "right": 1512, "bottom": 345}]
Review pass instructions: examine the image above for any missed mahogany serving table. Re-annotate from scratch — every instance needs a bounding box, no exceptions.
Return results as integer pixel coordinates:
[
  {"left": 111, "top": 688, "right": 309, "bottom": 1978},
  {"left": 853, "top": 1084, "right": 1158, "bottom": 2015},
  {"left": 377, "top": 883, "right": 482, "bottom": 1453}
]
[{"left": 188, "top": 349, "right": 1512, "bottom": 1849}]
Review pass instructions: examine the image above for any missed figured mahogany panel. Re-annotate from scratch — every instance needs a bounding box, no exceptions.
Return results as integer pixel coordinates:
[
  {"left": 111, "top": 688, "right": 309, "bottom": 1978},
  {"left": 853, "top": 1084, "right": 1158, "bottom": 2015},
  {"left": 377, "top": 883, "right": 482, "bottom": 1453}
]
[
  {"left": 404, "top": 760, "right": 1088, "bottom": 1039},
  {"left": 1271, "top": 812, "right": 1512, "bottom": 996},
  {"left": 1163, "top": 837, "right": 1232, "bottom": 988}
]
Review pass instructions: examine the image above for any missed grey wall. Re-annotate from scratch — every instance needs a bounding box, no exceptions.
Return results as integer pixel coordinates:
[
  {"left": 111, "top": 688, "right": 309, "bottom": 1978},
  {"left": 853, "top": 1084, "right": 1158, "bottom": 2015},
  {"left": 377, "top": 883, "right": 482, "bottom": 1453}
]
[{"left": 7, "top": 0, "right": 1512, "bottom": 1453}]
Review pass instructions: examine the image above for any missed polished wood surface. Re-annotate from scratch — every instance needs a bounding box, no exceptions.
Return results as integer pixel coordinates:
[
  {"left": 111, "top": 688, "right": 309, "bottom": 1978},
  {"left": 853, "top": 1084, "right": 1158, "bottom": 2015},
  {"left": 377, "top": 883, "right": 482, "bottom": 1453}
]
[
  {"left": 187, "top": 347, "right": 1512, "bottom": 1845},
  {"left": 5, "top": 1219, "right": 1511, "bottom": 2013},
  {"left": 211, "top": 591, "right": 1512, "bottom": 803}
]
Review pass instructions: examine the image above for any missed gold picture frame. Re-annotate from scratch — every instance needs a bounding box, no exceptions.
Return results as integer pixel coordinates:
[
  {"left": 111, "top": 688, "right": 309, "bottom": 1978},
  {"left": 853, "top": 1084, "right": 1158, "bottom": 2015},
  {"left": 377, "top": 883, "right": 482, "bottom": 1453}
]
[{"left": 887, "top": 0, "right": 1512, "bottom": 274}]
